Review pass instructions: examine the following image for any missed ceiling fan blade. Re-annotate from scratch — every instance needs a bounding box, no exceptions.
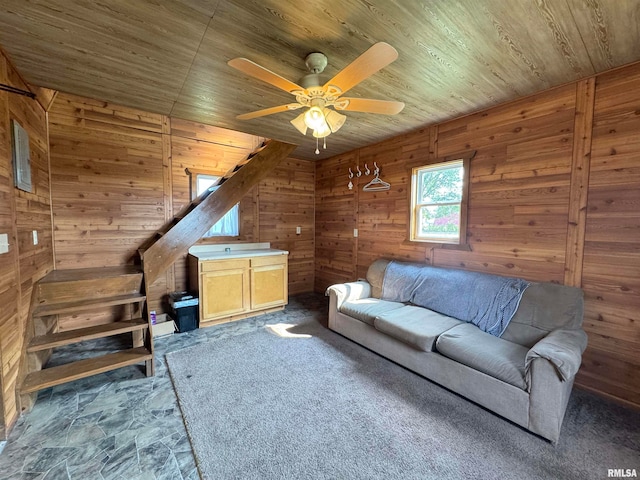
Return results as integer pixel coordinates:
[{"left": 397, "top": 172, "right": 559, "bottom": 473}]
[
  {"left": 237, "top": 103, "right": 302, "bottom": 120},
  {"left": 323, "top": 42, "right": 398, "bottom": 95},
  {"left": 228, "top": 58, "right": 303, "bottom": 94},
  {"left": 338, "top": 98, "right": 405, "bottom": 115}
]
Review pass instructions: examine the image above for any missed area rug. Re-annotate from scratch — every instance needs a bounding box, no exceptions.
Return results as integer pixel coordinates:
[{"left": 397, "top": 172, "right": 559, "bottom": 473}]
[{"left": 166, "top": 320, "right": 639, "bottom": 480}]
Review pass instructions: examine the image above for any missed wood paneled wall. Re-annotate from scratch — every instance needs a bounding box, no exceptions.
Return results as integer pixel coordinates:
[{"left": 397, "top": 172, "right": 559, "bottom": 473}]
[
  {"left": 580, "top": 64, "right": 640, "bottom": 405},
  {"left": 315, "top": 151, "right": 357, "bottom": 289},
  {"left": 315, "top": 63, "right": 640, "bottom": 407},
  {"left": 48, "top": 93, "right": 315, "bottom": 330},
  {"left": 0, "top": 50, "right": 53, "bottom": 436},
  {"left": 435, "top": 85, "right": 576, "bottom": 282},
  {"left": 49, "top": 96, "right": 166, "bottom": 268},
  {"left": 258, "top": 158, "right": 315, "bottom": 295},
  {"left": 48, "top": 94, "right": 168, "bottom": 328}
]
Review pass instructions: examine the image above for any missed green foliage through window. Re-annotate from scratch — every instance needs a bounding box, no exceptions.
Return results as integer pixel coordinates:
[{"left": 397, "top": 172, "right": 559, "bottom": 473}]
[{"left": 418, "top": 167, "right": 462, "bottom": 203}]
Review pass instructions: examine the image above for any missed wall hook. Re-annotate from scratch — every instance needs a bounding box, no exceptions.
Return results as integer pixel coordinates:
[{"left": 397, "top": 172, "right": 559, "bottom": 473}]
[
  {"left": 356, "top": 165, "right": 362, "bottom": 177},
  {"left": 364, "top": 164, "right": 371, "bottom": 175},
  {"left": 348, "top": 168, "right": 354, "bottom": 179}
]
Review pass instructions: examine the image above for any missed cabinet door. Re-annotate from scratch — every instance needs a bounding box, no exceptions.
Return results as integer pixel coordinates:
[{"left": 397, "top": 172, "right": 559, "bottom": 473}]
[
  {"left": 250, "top": 256, "right": 288, "bottom": 310},
  {"left": 201, "top": 267, "right": 249, "bottom": 320}
]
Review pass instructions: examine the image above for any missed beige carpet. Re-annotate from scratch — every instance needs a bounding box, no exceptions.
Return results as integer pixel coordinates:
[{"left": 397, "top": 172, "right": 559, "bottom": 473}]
[{"left": 167, "top": 319, "right": 640, "bottom": 480}]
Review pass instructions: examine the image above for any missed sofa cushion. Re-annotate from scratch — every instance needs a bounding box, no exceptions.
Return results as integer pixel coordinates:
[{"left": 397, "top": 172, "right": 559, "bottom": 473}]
[
  {"left": 436, "top": 323, "right": 529, "bottom": 390},
  {"left": 374, "top": 306, "right": 462, "bottom": 352},
  {"left": 339, "top": 298, "right": 404, "bottom": 326},
  {"left": 366, "top": 259, "right": 390, "bottom": 299},
  {"left": 502, "top": 282, "right": 584, "bottom": 348}
]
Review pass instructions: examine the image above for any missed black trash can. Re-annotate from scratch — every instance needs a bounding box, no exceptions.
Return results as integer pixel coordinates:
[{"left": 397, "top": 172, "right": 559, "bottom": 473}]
[{"left": 168, "top": 292, "right": 199, "bottom": 333}]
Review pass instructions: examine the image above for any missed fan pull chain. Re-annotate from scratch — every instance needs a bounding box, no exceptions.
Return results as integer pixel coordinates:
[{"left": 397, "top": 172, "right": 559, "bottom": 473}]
[
  {"left": 323, "top": 137, "right": 327, "bottom": 150},
  {"left": 315, "top": 137, "right": 319, "bottom": 155}
]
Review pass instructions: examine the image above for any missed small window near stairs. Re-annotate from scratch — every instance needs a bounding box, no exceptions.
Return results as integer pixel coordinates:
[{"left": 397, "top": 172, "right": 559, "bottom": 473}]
[{"left": 193, "top": 173, "right": 240, "bottom": 237}]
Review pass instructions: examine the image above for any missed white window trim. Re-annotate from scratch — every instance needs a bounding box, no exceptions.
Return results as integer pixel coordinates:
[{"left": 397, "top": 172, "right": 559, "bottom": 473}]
[{"left": 409, "top": 156, "right": 471, "bottom": 245}]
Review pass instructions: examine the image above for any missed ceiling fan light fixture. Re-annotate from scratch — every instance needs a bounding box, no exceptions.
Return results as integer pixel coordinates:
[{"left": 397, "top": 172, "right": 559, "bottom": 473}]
[
  {"left": 303, "top": 105, "right": 326, "bottom": 130},
  {"left": 290, "top": 112, "right": 308, "bottom": 135},
  {"left": 323, "top": 108, "right": 346, "bottom": 133},
  {"left": 229, "top": 42, "right": 403, "bottom": 154},
  {"left": 312, "top": 121, "right": 331, "bottom": 138}
]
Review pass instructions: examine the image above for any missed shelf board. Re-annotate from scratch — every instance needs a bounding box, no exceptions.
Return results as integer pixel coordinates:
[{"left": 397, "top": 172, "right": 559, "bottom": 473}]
[
  {"left": 27, "top": 319, "right": 149, "bottom": 352},
  {"left": 21, "top": 347, "right": 152, "bottom": 394},
  {"left": 33, "top": 293, "right": 146, "bottom": 317}
]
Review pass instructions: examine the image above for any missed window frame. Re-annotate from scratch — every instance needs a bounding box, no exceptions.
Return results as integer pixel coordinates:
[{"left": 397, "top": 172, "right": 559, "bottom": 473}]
[
  {"left": 409, "top": 154, "right": 472, "bottom": 245},
  {"left": 186, "top": 168, "right": 240, "bottom": 239}
]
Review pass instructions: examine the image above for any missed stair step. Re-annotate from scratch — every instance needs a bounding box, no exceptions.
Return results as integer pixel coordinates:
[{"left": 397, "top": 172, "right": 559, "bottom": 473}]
[
  {"left": 28, "top": 319, "right": 148, "bottom": 352},
  {"left": 38, "top": 266, "right": 143, "bottom": 305},
  {"left": 34, "top": 293, "right": 146, "bottom": 317},
  {"left": 21, "top": 347, "right": 153, "bottom": 394},
  {"left": 39, "top": 265, "right": 142, "bottom": 283}
]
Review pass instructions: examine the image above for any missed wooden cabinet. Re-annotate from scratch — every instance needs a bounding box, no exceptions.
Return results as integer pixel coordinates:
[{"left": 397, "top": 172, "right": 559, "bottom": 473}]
[
  {"left": 200, "top": 259, "right": 250, "bottom": 319},
  {"left": 189, "top": 252, "right": 288, "bottom": 327},
  {"left": 250, "top": 255, "right": 288, "bottom": 310}
]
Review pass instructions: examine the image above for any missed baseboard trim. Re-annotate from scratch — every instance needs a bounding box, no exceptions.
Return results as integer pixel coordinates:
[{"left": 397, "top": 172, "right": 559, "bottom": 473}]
[{"left": 574, "top": 383, "right": 640, "bottom": 411}]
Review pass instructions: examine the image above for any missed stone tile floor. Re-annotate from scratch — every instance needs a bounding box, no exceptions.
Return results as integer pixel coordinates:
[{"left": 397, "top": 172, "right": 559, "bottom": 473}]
[{"left": 0, "top": 293, "right": 327, "bottom": 480}]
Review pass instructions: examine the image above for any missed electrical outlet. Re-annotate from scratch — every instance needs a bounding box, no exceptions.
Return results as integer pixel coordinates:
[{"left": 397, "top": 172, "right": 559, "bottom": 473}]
[
  {"left": 0, "top": 233, "right": 8, "bottom": 254},
  {"left": 296, "top": 226, "right": 301, "bottom": 235},
  {"left": 32, "top": 230, "right": 38, "bottom": 245},
  {"left": 353, "top": 228, "right": 358, "bottom": 238}
]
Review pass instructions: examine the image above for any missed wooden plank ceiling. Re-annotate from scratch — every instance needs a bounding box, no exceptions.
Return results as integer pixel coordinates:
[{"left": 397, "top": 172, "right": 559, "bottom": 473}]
[{"left": 0, "top": 0, "right": 638, "bottom": 160}]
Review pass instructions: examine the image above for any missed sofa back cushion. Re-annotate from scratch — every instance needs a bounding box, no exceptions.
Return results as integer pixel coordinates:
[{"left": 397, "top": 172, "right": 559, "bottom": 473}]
[
  {"left": 379, "top": 260, "right": 529, "bottom": 338},
  {"left": 366, "top": 259, "right": 391, "bottom": 299},
  {"left": 501, "top": 282, "right": 584, "bottom": 348}
]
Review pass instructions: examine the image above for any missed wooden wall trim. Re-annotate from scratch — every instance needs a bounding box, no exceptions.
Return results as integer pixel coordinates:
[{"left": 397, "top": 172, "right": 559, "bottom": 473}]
[
  {"left": 426, "top": 125, "right": 438, "bottom": 264},
  {"left": 46, "top": 110, "right": 55, "bottom": 269},
  {"left": 428, "top": 125, "right": 438, "bottom": 161},
  {"left": 162, "top": 115, "right": 175, "bottom": 294},
  {"left": 564, "top": 78, "right": 595, "bottom": 287},
  {"left": 353, "top": 150, "right": 360, "bottom": 272},
  {"left": 253, "top": 185, "right": 260, "bottom": 241}
]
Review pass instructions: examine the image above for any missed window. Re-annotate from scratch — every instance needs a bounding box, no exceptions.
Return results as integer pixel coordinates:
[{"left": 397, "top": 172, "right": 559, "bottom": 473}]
[
  {"left": 195, "top": 173, "right": 240, "bottom": 237},
  {"left": 11, "top": 120, "right": 32, "bottom": 192},
  {"left": 410, "top": 158, "right": 469, "bottom": 244}
]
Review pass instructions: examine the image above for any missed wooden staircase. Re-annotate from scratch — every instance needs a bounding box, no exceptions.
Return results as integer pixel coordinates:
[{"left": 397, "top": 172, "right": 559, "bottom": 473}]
[
  {"left": 17, "top": 139, "right": 296, "bottom": 411},
  {"left": 140, "top": 139, "right": 296, "bottom": 285},
  {"left": 17, "top": 266, "right": 151, "bottom": 410}
]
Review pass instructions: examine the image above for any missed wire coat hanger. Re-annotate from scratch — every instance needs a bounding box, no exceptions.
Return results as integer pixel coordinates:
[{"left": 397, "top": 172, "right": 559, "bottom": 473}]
[{"left": 363, "top": 162, "right": 390, "bottom": 191}]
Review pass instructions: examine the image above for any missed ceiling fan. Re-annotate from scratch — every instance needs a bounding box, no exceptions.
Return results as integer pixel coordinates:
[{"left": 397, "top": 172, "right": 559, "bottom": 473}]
[{"left": 228, "top": 42, "right": 405, "bottom": 153}]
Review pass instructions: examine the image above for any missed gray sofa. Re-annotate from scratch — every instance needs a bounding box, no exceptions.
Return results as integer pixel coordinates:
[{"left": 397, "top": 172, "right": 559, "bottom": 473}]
[{"left": 326, "top": 259, "right": 588, "bottom": 443}]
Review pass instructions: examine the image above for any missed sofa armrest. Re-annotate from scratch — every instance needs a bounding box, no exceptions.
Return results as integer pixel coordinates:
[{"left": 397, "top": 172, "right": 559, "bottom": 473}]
[
  {"left": 325, "top": 281, "right": 372, "bottom": 309},
  {"left": 525, "top": 328, "right": 588, "bottom": 382}
]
